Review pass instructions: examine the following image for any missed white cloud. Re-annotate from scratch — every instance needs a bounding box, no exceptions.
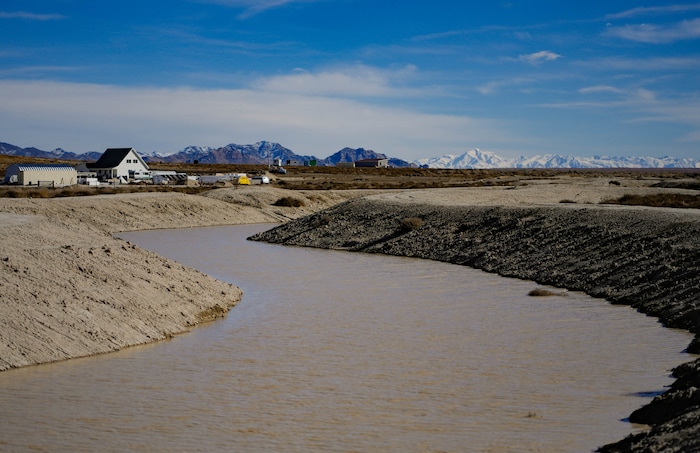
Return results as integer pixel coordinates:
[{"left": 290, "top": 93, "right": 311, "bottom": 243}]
[
  {"left": 253, "top": 65, "right": 419, "bottom": 97},
  {"left": 605, "top": 18, "right": 700, "bottom": 43},
  {"left": 0, "top": 80, "right": 505, "bottom": 160},
  {"left": 518, "top": 50, "right": 561, "bottom": 65}
]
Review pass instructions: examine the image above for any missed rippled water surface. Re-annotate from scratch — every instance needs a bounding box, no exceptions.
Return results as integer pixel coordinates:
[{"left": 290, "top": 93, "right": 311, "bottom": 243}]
[{"left": 0, "top": 224, "right": 695, "bottom": 452}]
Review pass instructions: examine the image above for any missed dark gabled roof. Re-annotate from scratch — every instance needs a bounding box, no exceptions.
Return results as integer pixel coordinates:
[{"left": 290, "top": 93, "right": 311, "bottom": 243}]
[
  {"left": 87, "top": 148, "right": 149, "bottom": 170},
  {"left": 89, "top": 148, "right": 134, "bottom": 168},
  {"left": 355, "top": 158, "right": 388, "bottom": 163}
]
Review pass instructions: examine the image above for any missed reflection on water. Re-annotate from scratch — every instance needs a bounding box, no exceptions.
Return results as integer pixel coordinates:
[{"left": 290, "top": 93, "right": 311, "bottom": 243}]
[{"left": 0, "top": 224, "right": 694, "bottom": 452}]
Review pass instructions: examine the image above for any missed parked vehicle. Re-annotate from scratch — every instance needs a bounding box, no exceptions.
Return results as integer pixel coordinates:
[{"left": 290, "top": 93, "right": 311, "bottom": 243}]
[
  {"left": 130, "top": 170, "right": 153, "bottom": 180},
  {"left": 251, "top": 176, "right": 270, "bottom": 184}
]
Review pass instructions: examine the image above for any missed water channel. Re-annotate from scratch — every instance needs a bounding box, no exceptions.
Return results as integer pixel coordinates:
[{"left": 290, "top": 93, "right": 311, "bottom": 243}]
[{"left": 0, "top": 224, "right": 695, "bottom": 452}]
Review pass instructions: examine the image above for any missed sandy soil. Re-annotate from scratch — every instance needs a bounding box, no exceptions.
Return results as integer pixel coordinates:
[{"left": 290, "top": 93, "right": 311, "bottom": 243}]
[
  {"left": 0, "top": 187, "right": 367, "bottom": 371},
  {"left": 364, "top": 175, "right": 699, "bottom": 207}
]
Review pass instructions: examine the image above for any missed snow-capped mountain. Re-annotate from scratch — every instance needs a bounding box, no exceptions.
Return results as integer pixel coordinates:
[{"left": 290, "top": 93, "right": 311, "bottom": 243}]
[
  {"left": 1, "top": 140, "right": 697, "bottom": 169},
  {"left": 143, "top": 143, "right": 412, "bottom": 167},
  {"left": 414, "top": 149, "right": 513, "bottom": 169},
  {"left": 143, "top": 141, "right": 315, "bottom": 165},
  {"left": 414, "top": 149, "right": 700, "bottom": 169}
]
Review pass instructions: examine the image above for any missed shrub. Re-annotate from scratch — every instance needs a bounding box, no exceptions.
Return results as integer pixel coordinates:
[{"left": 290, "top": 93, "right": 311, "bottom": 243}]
[
  {"left": 273, "top": 196, "right": 305, "bottom": 207},
  {"left": 315, "top": 215, "right": 332, "bottom": 227},
  {"left": 400, "top": 217, "right": 424, "bottom": 231}
]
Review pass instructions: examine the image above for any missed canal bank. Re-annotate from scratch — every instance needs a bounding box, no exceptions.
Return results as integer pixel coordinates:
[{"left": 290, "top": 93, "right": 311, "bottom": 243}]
[{"left": 250, "top": 197, "right": 700, "bottom": 452}]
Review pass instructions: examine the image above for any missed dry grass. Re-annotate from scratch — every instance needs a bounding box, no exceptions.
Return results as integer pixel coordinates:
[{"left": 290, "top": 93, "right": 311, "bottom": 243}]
[
  {"left": 602, "top": 193, "right": 700, "bottom": 209},
  {"left": 0, "top": 185, "right": 209, "bottom": 199},
  {"left": 272, "top": 196, "right": 305, "bottom": 207}
]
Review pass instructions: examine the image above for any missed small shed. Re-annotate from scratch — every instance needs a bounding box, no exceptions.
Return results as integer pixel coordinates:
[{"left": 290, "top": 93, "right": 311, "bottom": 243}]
[
  {"left": 87, "top": 148, "right": 150, "bottom": 181},
  {"left": 355, "top": 158, "right": 389, "bottom": 168},
  {"left": 3, "top": 164, "right": 77, "bottom": 187}
]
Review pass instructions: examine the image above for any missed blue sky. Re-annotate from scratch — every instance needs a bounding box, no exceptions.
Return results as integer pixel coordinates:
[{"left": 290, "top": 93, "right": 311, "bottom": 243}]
[{"left": 1, "top": 1, "right": 699, "bottom": 161}]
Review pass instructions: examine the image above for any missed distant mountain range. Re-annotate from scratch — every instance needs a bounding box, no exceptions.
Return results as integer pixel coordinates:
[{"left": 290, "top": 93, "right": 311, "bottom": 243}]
[
  {"left": 1, "top": 141, "right": 698, "bottom": 169},
  {"left": 414, "top": 148, "right": 700, "bottom": 169},
  {"left": 0, "top": 141, "right": 410, "bottom": 168},
  {"left": 0, "top": 142, "right": 103, "bottom": 162},
  {"left": 141, "top": 142, "right": 412, "bottom": 167}
]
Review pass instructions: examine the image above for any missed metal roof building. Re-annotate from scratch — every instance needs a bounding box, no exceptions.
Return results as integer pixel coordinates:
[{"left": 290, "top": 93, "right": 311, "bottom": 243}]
[{"left": 3, "top": 164, "right": 78, "bottom": 187}]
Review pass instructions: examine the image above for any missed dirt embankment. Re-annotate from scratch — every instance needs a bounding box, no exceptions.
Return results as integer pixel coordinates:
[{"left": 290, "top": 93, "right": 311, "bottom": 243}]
[
  {"left": 250, "top": 197, "right": 700, "bottom": 453},
  {"left": 0, "top": 187, "right": 367, "bottom": 371},
  {"left": 1, "top": 176, "right": 699, "bottom": 451}
]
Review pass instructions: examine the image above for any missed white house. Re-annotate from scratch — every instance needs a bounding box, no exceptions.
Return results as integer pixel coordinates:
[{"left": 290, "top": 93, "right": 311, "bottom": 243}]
[
  {"left": 87, "top": 148, "right": 150, "bottom": 181},
  {"left": 3, "top": 164, "right": 77, "bottom": 187}
]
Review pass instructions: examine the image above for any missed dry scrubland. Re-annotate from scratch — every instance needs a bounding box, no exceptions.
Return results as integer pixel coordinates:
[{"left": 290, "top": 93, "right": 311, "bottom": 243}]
[{"left": 1, "top": 162, "right": 699, "bottom": 452}]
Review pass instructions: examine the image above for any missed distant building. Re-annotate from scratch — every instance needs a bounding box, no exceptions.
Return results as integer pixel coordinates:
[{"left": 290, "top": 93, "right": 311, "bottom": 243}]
[
  {"left": 355, "top": 158, "right": 389, "bottom": 168},
  {"left": 87, "top": 148, "right": 150, "bottom": 181},
  {"left": 336, "top": 162, "right": 355, "bottom": 168},
  {"left": 3, "top": 164, "right": 77, "bottom": 187}
]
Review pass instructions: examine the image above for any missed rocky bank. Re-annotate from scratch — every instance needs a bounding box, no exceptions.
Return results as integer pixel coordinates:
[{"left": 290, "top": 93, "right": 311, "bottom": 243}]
[{"left": 250, "top": 197, "right": 700, "bottom": 452}]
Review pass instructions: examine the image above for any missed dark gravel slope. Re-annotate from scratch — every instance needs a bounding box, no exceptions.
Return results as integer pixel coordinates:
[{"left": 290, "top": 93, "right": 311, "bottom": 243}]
[{"left": 250, "top": 199, "right": 700, "bottom": 452}]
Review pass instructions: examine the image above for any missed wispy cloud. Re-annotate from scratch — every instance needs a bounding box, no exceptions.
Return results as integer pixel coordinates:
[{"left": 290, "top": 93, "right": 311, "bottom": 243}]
[
  {"left": 575, "top": 56, "right": 700, "bottom": 71},
  {"left": 518, "top": 50, "right": 561, "bottom": 65},
  {"left": 543, "top": 86, "right": 660, "bottom": 109},
  {"left": 199, "top": 0, "right": 316, "bottom": 18},
  {"left": 411, "top": 29, "right": 471, "bottom": 42},
  {"left": 578, "top": 85, "right": 624, "bottom": 95},
  {"left": 477, "top": 77, "right": 534, "bottom": 95},
  {"left": 606, "top": 4, "right": 700, "bottom": 20},
  {"left": 605, "top": 18, "right": 700, "bottom": 43},
  {"left": 0, "top": 11, "right": 65, "bottom": 20},
  {"left": 0, "top": 66, "right": 82, "bottom": 76},
  {"left": 252, "top": 65, "right": 420, "bottom": 97}
]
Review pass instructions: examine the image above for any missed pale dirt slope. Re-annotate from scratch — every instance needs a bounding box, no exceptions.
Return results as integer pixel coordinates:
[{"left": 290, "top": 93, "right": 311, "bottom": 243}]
[{"left": 0, "top": 187, "right": 366, "bottom": 371}]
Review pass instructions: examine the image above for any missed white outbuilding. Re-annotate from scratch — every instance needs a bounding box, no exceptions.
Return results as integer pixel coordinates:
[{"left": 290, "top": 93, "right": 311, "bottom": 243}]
[{"left": 3, "top": 164, "right": 78, "bottom": 187}]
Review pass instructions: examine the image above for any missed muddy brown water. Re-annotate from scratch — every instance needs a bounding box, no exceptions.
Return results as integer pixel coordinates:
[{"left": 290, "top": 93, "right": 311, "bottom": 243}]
[{"left": 0, "top": 224, "right": 695, "bottom": 452}]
